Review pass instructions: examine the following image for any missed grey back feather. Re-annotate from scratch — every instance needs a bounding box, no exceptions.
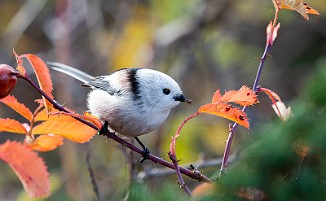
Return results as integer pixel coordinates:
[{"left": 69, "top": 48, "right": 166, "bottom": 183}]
[{"left": 83, "top": 77, "right": 116, "bottom": 95}]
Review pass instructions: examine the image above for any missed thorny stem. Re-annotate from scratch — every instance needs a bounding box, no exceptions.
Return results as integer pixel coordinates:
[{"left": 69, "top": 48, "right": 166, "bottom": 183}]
[
  {"left": 219, "top": 43, "right": 272, "bottom": 177},
  {"left": 107, "top": 132, "right": 211, "bottom": 183},
  {"left": 168, "top": 111, "right": 200, "bottom": 196},
  {"left": 19, "top": 74, "right": 212, "bottom": 183},
  {"left": 169, "top": 152, "right": 192, "bottom": 196},
  {"left": 138, "top": 153, "right": 237, "bottom": 179}
]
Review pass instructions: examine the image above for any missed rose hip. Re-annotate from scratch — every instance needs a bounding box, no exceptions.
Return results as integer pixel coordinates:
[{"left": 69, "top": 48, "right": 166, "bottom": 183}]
[{"left": 0, "top": 64, "right": 17, "bottom": 98}]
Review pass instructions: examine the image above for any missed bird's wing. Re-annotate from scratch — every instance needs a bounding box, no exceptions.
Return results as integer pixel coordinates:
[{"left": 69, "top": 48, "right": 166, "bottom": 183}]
[{"left": 82, "top": 77, "right": 117, "bottom": 95}]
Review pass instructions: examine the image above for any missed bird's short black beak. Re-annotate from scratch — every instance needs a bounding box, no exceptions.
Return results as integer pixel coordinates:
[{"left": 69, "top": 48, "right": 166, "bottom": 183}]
[{"left": 174, "top": 94, "right": 192, "bottom": 104}]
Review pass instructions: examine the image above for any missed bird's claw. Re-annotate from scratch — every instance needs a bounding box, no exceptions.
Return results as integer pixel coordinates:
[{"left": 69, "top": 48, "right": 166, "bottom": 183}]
[
  {"left": 140, "top": 147, "right": 150, "bottom": 163},
  {"left": 98, "top": 121, "right": 109, "bottom": 135}
]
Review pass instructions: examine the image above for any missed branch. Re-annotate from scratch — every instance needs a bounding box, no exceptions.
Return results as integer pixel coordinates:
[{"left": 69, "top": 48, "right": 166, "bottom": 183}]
[
  {"left": 19, "top": 74, "right": 212, "bottom": 183},
  {"left": 103, "top": 132, "right": 212, "bottom": 183},
  {"left": 86, "top": 149, "right": 103, "bottom": 201},
  {"left": 138, "top": 153, "right": 237, "bottom": 180},
  {"left": 219, "top": 42, "right": 273, "bottom": 177},
  {"left": 168, "top": 152, "right": 192, "bottom": 196}
]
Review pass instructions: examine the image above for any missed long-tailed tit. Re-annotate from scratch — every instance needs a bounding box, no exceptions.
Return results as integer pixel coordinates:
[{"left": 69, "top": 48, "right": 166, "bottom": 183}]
[{"left": 47, "top": 62, "right": 191, "bottom": 161}]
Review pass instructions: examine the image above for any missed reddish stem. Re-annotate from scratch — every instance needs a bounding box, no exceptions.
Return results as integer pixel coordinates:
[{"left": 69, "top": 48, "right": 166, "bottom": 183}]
[
  {"left": 219, "top": 43, "right": 272, "bottom": 177},
  {"left": 168, "top": 152, "right": 192, "bottom": 196}
]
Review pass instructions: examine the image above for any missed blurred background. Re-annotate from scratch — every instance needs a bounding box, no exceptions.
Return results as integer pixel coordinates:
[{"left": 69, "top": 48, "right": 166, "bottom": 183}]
[{"left": 0, "top": 0, "right": 325, "bottom": 200}]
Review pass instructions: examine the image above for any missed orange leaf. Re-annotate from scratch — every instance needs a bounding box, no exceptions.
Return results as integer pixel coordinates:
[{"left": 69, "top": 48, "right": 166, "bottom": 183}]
[
  {"left": 0, "top": 141, "right": 50, "bottom": 198},
  {"left": 198, "top": 102, "right": 249, "bottom": 128},
  {"left": 34, "top": 108, "right": 51, "bottom": 122},
  {"left": 49, "top": 111, "right": 103, "bottom": 130},
  {"left": 26, "top": 134, "right": 64, "bottom": 152},
  {"left": 212, "top": 89, "right": 223, "bottom": 103},
  {"left": 20, "top": 54, "right": 54, "bottom": 112},
  {"left": 214, "top": 86, "right": 258, "bottom": 106},
  {"left": 0, "top": 118, "right": 28, "bottom": 134},
  {"left": 13, "top": 49, "right": 27, "bottom": 75},
  {"left": 274, "top": 0, "right": 320, "bottom": 20},
  {"left": 32, "top": 114, "right": 97, "bottom": 143},
  {"left": 0, "top": 95, "right": 33, "bottom": 122},
  {"left": 83, "top": 112, "right": 103, "bottom": 129},
  {"left": 192, "top": 183, "right": 216, "bottom": 198}
]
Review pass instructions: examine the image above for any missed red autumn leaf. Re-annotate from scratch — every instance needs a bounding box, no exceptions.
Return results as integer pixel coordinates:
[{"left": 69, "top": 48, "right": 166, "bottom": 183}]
[
  {"left": 198, "top": 102, "right": 249, "bottom": 129},
  {"left": 273, "top": 0, "right": 320, "bottom": 20},
  {"left": 0, "top": 118, "right": 28, "bottom": 134},
  {"left": 32, "top": 114, "right": 97, "bottom": 143},
  {"left": 26, "top": 134, "right": 64, "bottom": 152},
  {"left": 0, "top": 141, "right": 50, "bottom": 198},
  {"left": 216, "top": 86, "right": 258, "bottom": 106},
  {"left": 0, "top": 95, "right": 33, "bottom": 122},
  {"left": 20, "top": 54, "right": 54, "bottom": 112},
  {"left": 266, "top": 21, "right": 281, "bottom": 46}
]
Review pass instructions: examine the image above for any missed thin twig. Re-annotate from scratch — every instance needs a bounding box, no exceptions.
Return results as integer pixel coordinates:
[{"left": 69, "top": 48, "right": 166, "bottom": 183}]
[
  {"left": 168, "top": 152, "right": 192, "bottom": 196},
  {"left": 19, "top": 73, "right": 212, "bottom": 183},
  {"left": 219, "top": 42, "right": 272, "bottom": 177},
  {"left": 138, "top": 153, "right": 237, "bottom": 180},
  {"left": 104, "top": 132, "right": 212, "bottom": 183},
  {"left": 86, "top": 149, "right": 104, "bottom": 201}
]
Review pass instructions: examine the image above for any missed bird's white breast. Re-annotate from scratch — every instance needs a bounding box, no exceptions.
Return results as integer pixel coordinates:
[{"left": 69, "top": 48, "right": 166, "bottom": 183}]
[{"left": 87, "top": 89, "right": 171, "bottom": 137}]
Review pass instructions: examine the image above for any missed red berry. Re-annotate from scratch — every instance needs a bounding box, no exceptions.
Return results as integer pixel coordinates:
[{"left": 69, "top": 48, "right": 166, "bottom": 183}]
[{"left": 0, "top": 64, "right": 17, "bottom": 98}]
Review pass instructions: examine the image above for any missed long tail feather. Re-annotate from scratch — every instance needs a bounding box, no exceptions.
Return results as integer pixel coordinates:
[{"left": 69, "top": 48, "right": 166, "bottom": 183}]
[{"left": 47, "top": 62, "right": 94, "bottom": 83}]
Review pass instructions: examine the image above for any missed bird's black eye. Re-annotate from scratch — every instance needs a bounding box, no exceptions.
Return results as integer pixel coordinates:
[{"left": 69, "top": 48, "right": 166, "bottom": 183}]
[{"left": 163, "top": 88, "right": 170, "bottom": 95}]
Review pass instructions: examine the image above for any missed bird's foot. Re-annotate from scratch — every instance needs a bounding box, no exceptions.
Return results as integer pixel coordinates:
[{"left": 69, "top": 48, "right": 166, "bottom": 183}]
[
  {"left": 98, "top": 121, "right": 109, "bottom": 135},
  {"left": 140, "top": 147, "right": 150, "bottom": 163},
  {"left": 135, "top": 137, "right": 150, "bottom": 163}
]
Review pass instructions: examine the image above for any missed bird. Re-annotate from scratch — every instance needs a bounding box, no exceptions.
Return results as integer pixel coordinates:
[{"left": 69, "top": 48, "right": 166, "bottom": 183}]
[{"left": 47, "top": 62, "right": 191, "bottom": 162}]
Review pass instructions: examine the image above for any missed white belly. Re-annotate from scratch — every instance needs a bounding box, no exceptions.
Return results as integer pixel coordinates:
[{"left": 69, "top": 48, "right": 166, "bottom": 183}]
[{"left": 87, "top": 90, "right": 170, "bottom": 137}]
